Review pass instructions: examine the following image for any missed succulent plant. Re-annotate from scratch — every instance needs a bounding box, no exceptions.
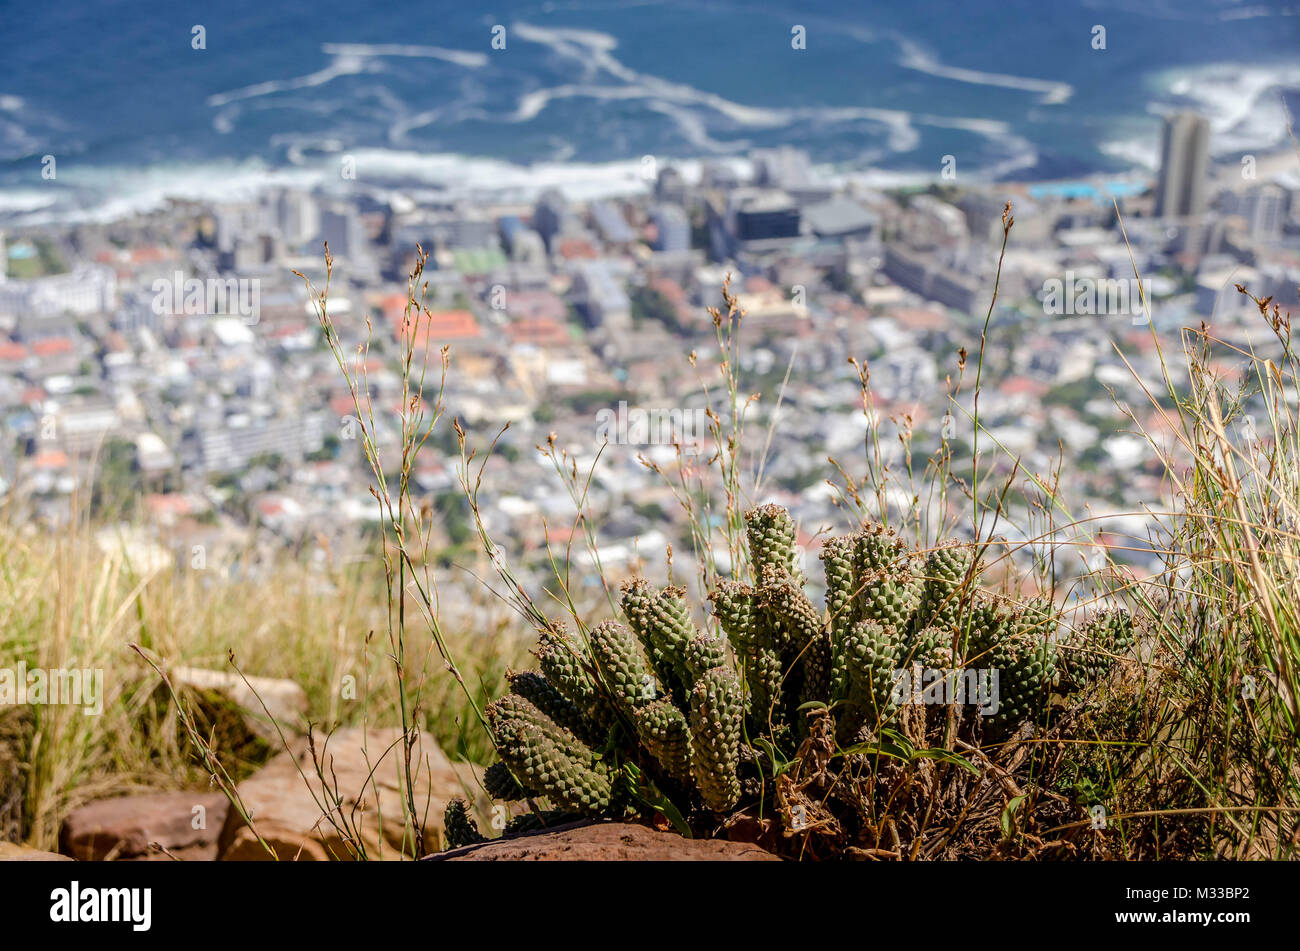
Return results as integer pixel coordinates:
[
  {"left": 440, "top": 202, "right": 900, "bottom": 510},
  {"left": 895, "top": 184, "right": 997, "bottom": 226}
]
[
  {"left": 633, "top": 699, "right": 693, "bottom": 783},
  {"left": 688, "top": 666, "right": 744, "bottom": 812},
  {"left": 449, "top": 504, "right": 1134, "bottom": 857},
  {"left": 842, "top": 617, "right": 903, "bottom": 731},
  {"left": 482, "top": 759, "right": 527, "bottom": 802},
  {"left": 1065, "top": 608, "right": 1135, "bottom": 686},
  {"left": 443, "top": 798, "right": 485, "bottom": 849}
]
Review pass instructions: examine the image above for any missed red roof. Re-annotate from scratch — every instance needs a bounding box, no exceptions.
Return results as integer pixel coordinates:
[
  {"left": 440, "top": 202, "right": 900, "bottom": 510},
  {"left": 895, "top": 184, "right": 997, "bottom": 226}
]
[
  {"left": 0, "top": 342, "right": 27, "bottom": 361},
  {"left": 257, "top": 498, "right": 286, "bottom": 518},
  {"left": 557, "top": 238, "right": 598, "bottom": 260},
  {"left": 999, "top": 376, "right": 1050, "bottom": 397},
  {"left": 405, "top": 309, "right": 481, "bottom": 345},
  {"left": 147, "top": 494, "right": 192, "bottom": 516},
  {"left": 546, "top": 525, "right": 577, "bottom": 544},
  {"left": 131, "top": 246, "right": 177, "bottom": 263},
  {"left": 506, "top": 318, "right": 570, "bottom": 347},
  {"left": 505, "top": 290, "right": 567, "bottom": 322},
  {"left": 32, "top": 338, "right": 74, "bottom": 357},
  {"left": 650, "top": 276, "right": 686, "bottom": 301},
  {"left": 375, "top": 293, "right": 410, "bottom": 323},
  {"left": 31, "top": 450, "right": 69, "bottom": 469},
  {"left": 330, "top": 394, "right": 359, "bottom": 417}
]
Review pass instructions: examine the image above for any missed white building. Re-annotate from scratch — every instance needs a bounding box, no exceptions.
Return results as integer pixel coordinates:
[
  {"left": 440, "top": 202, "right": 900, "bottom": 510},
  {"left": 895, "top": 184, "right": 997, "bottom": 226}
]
[{"left": 0, "top": 265, "right": 117, "bottom": 320}]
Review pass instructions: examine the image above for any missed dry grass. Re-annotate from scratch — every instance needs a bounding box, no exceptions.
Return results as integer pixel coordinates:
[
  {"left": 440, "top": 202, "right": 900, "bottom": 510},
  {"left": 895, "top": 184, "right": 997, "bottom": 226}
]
[{"left": 0, "top": 502, "right": 530, "bottom": 852}]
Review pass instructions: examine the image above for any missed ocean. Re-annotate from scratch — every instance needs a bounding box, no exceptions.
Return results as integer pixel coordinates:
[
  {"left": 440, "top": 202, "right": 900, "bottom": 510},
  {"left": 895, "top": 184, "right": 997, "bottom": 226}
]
[{"left": 1, "top": 0, "right": 1298, "bottom": 223}]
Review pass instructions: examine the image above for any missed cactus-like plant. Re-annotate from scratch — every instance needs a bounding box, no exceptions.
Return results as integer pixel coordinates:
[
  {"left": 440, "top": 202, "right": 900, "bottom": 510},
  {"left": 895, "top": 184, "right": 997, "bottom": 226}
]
[
  {"left": 451, "top": 505, "right": 1135, "bottom": 857},
  {"left": 443, "top": 798, "right": 485, "bottom": 849},
  {"left": 688, "top": 666, "right": 744, "bottom": 812},
  {"left": 1064, "top": 608, "right": 1135, "bottom": 686}
]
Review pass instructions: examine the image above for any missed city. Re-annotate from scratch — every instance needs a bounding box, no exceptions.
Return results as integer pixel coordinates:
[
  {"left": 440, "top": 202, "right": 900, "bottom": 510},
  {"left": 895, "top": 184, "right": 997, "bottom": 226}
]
[
  {"left": 0, "top": 114, "right": 1294, "bottom": 603},
  {"left": 3, "top": 0, "right": 1300, "bottom": 898}
]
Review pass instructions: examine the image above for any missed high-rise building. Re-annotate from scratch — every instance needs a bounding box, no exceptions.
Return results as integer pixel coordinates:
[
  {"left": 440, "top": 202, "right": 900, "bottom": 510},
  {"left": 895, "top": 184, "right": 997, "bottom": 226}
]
[
  {"left": 651, "top": 205, "right": 690, "bottom": 252},
  {"left": 752, "top": 146, "right": 812, "bottom": 189},
  {"left": 655, "top": 166, "right": 687, "bottom": 204},
  {"left": 571, "top": 261, "right": 631, "bottom": 330},
  {"left": 275, "top": 190, "right": 320, "bottom": 248},
  {"left": 319, "top": 204, "right": 377, "bottom": 278},
  {"left": 1241, "top": 183, "right": 1287, "bottom": 241},
  {"left": 589, "top": 200, "right": 635, "bottom": 244},
  {"left": 1155, "top": 113, "right": 1211, "bottom": 219},
  {"left": 533, "top": 190, "right": 581, "bottom": 252}
]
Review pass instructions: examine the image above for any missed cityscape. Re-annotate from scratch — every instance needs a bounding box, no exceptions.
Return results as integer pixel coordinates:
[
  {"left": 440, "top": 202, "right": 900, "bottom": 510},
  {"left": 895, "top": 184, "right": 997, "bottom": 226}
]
[
  {"left": 1, "top": 113, "right": 1295, "bottom": 599},
  {"left": 2, "top": 0, "right": 1300, "bottom": 881}
]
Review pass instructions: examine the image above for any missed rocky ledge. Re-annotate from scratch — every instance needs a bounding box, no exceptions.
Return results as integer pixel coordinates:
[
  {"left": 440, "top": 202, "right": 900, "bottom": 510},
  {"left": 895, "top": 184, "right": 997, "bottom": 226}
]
[{"left": 428, "top": 820, "right": 781, "bottom": 861}]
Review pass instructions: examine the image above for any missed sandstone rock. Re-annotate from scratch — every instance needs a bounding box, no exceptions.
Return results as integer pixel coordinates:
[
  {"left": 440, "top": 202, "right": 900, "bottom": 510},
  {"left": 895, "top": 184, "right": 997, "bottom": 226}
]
[
  {"left": 0, "top": 708, "right": 32, "bottom": 843},
  {"left": 172, "top": 666, "right": 308, "bottom": 743},
  {"left": 431, "top": 821, "right": 781, "bottom": 861},
  {"left": 60, "top": 791, "right": 229, "bottom": 861},
  {"left": 218, "top": 727, "right": 481, "bottom": 860},
  {"left": 0, "top": 841, "right": 73, "bottom": 861}
]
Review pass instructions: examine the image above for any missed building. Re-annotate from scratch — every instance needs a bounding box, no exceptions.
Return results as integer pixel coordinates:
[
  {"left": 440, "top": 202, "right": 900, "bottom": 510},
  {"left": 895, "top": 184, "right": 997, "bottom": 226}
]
[
  {"left": 319, "top": 204, "right": 376, "bottom": 276},
  {"left": 498, "top": 215, "right": 548, "bottom": 265},
  {"left": 1155, "top": 113, "right": 1211, "bottom": 219},
  {"left": 52, "top": 400, "right": 121, "bottom": 453},
  {"left": 571, "top": 261, "right": 631, "bottom": 330},
  {"left": 733, "top": 192, "right": 800, "bottom": 242},
  {"left": 0, "top": 266, "right": 116, "bottom": 321},
  {"left": 655, "top": 166, "right": 688, "bottom": 205},
  {"left": 533, "top": 190, "right": 584, "bottom": 252},
  {"left": 135, "top": 432, "right": 175, "bottom": 473},
  {"left": 1236, "top": 184, "right": 1288, "bottom": 241},
  {"left": 589, "top": 201, "right": 635, "bottom": 244},
  {"left": 275, "top": 189, "right": 320, "bottom": 248},
  {"left": 753, "top": 147, "right": 812, "bottom": 190},
  {"left": 802, "top": 198, "right": 878, "bottom": 241},
  {"left": 434, "top": 211, "right": 499, "bottom": 251},
  {"left": 651, "top": 205, "right": 690, "bottom": 252},
  {"left": 882, "top": 246, "right": 983, "bottom": 315},
  {"left": 927, "top": 269, "right": 983, "bottom": 315},
  {"left": 198, "top": 414, "right": 325, "bottom": 473}
]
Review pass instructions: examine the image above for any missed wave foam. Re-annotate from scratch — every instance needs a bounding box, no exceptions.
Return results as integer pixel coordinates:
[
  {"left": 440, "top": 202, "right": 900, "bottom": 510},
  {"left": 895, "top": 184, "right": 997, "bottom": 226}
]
[{"left": 896, "top": 37, "right": 1074, "bottom": 105}]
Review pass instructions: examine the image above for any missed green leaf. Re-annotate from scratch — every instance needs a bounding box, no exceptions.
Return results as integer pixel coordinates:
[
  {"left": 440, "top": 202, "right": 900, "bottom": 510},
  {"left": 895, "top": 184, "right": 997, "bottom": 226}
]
[
  {"left": 624, "top": 762, "right": 692, "bottom": 837},
  {"left": 839, "top": 739, "right": 913, "bottom": 761},
  {"left": 912, "top": 747, "right": 980, "bottom": 776},
  {"left": 1000, "top": 794, "right": 1027, "bottom": 839}
]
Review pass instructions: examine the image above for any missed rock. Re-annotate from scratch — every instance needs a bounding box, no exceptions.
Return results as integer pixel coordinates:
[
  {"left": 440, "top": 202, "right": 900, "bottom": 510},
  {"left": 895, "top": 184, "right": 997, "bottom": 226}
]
[
  {"left": 431, "top": 821, "right": 782, "bottom": 861},
  {"left": 171, "top": 666, "right": 308, "bottom": 743},
  {"left": 60, "top": 791, "right": 229, "bottom": 861},
  {"left": 0, "top": 708, "right": 32, "bottom": 843},
  {"left": 0, "top": 841, "right": 73, "bottom": 861},
  {"left": 218, "top": 727, "right": 481, "bottom": 860}
]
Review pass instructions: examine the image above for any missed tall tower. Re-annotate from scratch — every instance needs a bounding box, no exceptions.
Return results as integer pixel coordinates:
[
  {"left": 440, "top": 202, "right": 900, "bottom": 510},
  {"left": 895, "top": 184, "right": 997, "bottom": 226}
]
[{"left": 1155, "top": 113, "right": 1211, "bottom": 219}]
